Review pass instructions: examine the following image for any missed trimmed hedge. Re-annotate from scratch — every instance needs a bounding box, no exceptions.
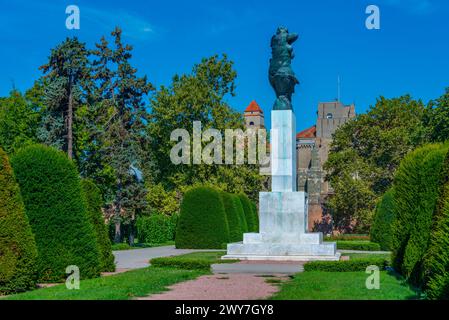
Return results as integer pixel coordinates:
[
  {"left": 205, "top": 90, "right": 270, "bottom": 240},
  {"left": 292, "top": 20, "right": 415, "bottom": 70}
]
[
  {"left": 422, "top": 148, "right": 449, "bottom": 299},
  {"left": 238, "top": 193, "right": 258, "bottom": 232},
  {"left": 11, "top": 145, "right": 100, "bottom": 282},
  {"left": 81, "top": 179, "right": 115, "bottom": 272},
  {"left": 326, "top": 235, "right": 370, "bottom": 241},
  {"left": 234, "top": 195, "right": 248, "bottom": 233},
  {"left": 221, "top": 192, "right": 243, "bottom": 242},
  {"left": 304, "top": 258, "right": 389, "bottom": 272},
  {"left": 0, "top": 148, "right": 38, "bottom": 294},
  {"left": 326, "top": 241, "right": 381, "bottom": 251},
  {"left": 175, "top": 186, "right": 230, "bottom": 249},
  {"left": 392, "top": 144, "right": 447, "bottom": 286},
  {"left": 370, "top": 190, "right": 396, "bottom": 251},
  {"left": 136, "top": 214, "right": 178, "bottom": 244},
  {"left": 150, "top": 257, "right": 213, "bottom": 271}
]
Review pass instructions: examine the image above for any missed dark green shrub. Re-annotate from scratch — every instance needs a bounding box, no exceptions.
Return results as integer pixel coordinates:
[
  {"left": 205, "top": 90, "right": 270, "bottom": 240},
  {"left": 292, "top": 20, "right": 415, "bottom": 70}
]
[
  {"left": 234, "top": 195, "right": 248, "bottom": 233},
  {"left": 304, "top": 258, "right": 389, "bottom": 272},
  {"left": 136, "top": 214, "right": 177, "bottom": 244},
  {"left": 392, "top": 143, "right": 447, "bottom": 286},
  {"left": 175, "top": 186, "right": 229, "bottom": 249},
  {"left": 370, "top": 190, "right": 396, "bottom": 251},
  {"left": 11, "top": 145, "right": 100, "bottom": 282},
  {"left": 0, "top": 148, "right": 38, "bottom": 294},
  {"left": 238, "top": 193, "right": 258, "bottom": 232},
  {"left": 81, "top": 179, "right": 115, "bottom": 272},
  {"left": 334, "top": 241, "right": 381, "bottom": 251},
  {"left": 221, "top": 192, "right": 243, "bottom": 242},
  {"left": 423, "top": 149, "right": 449, "bottom": 300}
]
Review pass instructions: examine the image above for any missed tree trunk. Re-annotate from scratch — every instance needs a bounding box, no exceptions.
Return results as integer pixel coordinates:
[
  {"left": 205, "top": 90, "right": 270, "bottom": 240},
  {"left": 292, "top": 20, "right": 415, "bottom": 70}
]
[
  {"left": 114, "top": 179, "right": 122, "bottom": 244},
  {"left": 67, "top": 83, "right": 74, "bottom": 159}
]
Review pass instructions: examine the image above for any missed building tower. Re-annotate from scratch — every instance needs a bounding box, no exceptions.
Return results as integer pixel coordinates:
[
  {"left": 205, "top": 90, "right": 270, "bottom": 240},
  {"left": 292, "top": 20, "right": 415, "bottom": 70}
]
[{"left": 244, "top": 100, "right": 265, "bottom": 129}]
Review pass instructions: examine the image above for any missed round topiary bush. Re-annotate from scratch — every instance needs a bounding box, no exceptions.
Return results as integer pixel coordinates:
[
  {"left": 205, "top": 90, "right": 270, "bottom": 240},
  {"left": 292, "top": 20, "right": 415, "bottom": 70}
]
[
  {"left": 422, "top": 148, "right": 449, "bottom": 300},
  {"left": 221, "top": 192, "right": 243, "bottom": 242},
  {"left": 392, "top": 143, "right": 448, "bottom": 286},
  {"left": 233, "top": 195, "right": 248, "bottom": 233},
  {"left": 11, "top": 145, "right": 100, "bottom": 282},
  {"left": 370, "top": 189, "right": 396, "bottom": 251},
  {"left": 175, "top": 186, "right": 229, "bottom": 249},
  {"left": 136, "top": 214, "right": 177, "bottom": 244},
  {"left": 238, "top": 193, "right": 258, "bottom": 232},
  {"left": 81, "top": 179, "right": 115, "bottom": 272},
  {"left": 0, "top": 147, "right": 38, "bottom": 294}
]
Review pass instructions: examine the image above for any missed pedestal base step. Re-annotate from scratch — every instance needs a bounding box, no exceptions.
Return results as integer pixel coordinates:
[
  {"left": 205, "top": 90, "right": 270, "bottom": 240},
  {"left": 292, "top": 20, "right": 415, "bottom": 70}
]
[{"left": 222, "top": 253, "right": 341, "bottom": 262}]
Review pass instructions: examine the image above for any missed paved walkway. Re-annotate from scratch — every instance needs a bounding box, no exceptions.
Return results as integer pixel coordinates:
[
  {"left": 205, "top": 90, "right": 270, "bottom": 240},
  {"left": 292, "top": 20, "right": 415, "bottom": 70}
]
[
  {"left": 138, "top": 273, "right": 288, "bottom": 300},
  {"left": 212, "top": 261, "right": 304, "bottom": 274},
  {"left": 113, "top": 245, "right": 221, "bottom": 269}
]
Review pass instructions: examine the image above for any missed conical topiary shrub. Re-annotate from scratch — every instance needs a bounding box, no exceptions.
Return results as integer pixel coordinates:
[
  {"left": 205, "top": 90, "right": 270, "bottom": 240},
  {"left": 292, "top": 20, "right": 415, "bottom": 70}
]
[
  {"left": 11, "top": 145, "right": 100, "bottom": 282},
  {"left": 238, "top": 193, "right": 258, "bottom": 232},
  {"left": 233, "top": 195, "right": 248, "bottom": 233},
  {"left": 221, "top": 192, "right": 243, "bottom": 242},
  {"left": 370, "top": 189, "right": 396, "bottom": 251},
  {"left": 175, "top": 186, "right": 229, "bottom": 249},
  {"left": 0, "top": 147, "right": 38, "bottom": 294},
  {"left": 81, "top": 179, "right": 115, "bottom": 272}
]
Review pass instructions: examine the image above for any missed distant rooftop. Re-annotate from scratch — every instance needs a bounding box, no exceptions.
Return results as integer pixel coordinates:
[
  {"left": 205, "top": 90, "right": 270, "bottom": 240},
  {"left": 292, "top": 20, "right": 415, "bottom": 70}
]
[
  {"left": 244, "top": 100, "right": 263, "bottom": 113},
  {"left": 296, "top": 125, "right": 316, "bottom": 139}
]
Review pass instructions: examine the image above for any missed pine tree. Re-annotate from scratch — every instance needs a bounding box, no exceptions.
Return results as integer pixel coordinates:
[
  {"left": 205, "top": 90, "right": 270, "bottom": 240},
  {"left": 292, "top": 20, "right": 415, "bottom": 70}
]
[
  {"left": 90, "top": 27, "right": 154, "bottom": 243},
  {"left": 38, "top": 37, "right": 90, "bottom": 160}
]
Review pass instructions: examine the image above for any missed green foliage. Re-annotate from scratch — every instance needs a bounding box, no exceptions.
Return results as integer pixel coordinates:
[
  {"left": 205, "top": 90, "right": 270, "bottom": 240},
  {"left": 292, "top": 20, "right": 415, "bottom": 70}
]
[
  {"left": 422, "top": 148, "right": 449, "bottom": 299},
  {"left": 0, "top": 148, "right": 38, "bottom": 294},
  {"left": 0, "top": 87, "right": 42, "bottom": 155},
  {"left": 426, "top": 88, "right": 449, "bottom": 143},
  {"left": 136, "top": 214, "right": 178, "bottom": 244},
  {"left": 81, "top": 179, "right": 115, "bottom": 272},
  {"left": 334, "top": 241, "right": 381, "bottom": 251},
  {"left": 391, "top": 143, "right": 447, "bottom": 286},
  {"left": 238, "top": 193, "right": 258, "bottom": 232},
  {"left": 325, "top": 95, "right": 428, "bottom": 232},
  {"left": 146, "top": 183, "right": 180, "bottom": 215},
  {"left": 304, "top": 258, "right": 389, "bottom": 272},
  {"left": 371, "top": 190, "right": 396, "bottom": 251},
  {"left": 175, "top": 186, "right": 229, "bottom": 249},
  {"left": 11, "top": 145, "right": 100, "bottom": 282},
  {"left": 220, "top": 192, "right": 243, "bottom": 242},
  {"left": 147, "top": 54, "right": 263, "bottom": 202}
]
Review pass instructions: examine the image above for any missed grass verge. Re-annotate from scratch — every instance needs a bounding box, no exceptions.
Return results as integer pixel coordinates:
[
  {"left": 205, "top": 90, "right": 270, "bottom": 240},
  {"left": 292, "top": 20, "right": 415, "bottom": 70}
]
[
  {"left": 5, "top": 267, "right": 205, "bottom": 300},
  {"left": 270, "top": 271, "right": 419, "bottom": 300},
  {"left": 111, "top": 241, "right": 175, "bottom": 251}
]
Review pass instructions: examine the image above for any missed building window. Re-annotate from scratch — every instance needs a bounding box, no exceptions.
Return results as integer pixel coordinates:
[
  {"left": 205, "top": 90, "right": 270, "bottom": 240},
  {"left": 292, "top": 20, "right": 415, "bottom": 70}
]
[
  {"left": 326, "top": 113, "right": 333, "bottom": 119},
  {"left": 249, "top": 121, "right": 255, "bottom": 126}
]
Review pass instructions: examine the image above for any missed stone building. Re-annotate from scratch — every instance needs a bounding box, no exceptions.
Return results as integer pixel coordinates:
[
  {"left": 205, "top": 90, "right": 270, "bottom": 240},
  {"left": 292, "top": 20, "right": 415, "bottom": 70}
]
[{"left": 244, "top": 100, "right": 356, "bottom": 231}]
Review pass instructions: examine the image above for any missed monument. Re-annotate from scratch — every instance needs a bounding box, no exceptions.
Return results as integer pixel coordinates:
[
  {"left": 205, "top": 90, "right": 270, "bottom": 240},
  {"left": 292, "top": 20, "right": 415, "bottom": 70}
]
[{"left": 223, "top": 28, "right": 340, "bottom": 261}]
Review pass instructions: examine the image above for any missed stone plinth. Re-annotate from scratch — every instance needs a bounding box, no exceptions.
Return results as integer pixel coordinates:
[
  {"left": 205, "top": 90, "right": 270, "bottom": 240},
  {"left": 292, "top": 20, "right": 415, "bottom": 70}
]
[{"left": 223, "top": 110, "right": 339, "bottom": 262}]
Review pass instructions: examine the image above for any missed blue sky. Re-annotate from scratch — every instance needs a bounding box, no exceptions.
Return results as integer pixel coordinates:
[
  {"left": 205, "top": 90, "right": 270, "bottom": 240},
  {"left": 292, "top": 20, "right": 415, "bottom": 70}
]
[{"left": 0, "top": 0, "right": 448, "bottom": 130}]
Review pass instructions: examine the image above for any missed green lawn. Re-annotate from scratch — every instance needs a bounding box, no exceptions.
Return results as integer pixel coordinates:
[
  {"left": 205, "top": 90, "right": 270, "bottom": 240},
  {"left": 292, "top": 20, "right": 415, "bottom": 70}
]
[
  {"left": 166, "top": 251, "right": 226, "bottom": 261},
  {"left": 5, "top": 267, "right": 206, "bottom": 300},
  {"left": 271, "top": 271, "right": 419, "bottom": 300}
]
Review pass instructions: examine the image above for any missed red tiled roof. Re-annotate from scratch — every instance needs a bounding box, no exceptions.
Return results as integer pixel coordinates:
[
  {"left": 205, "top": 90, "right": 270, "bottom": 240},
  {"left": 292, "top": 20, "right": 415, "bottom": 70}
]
[
  {"left": 296, "top": 125, "right": 316, "bottom": 139},
  {"left": 245, "top": 100, "right": 263, "bottom": 113}
]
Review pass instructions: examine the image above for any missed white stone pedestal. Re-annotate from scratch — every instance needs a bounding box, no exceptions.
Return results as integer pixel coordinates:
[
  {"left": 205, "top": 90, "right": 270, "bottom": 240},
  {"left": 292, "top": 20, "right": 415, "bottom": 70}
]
[{"left": 223, "top": 110, "right": 340, "bottom": 261}]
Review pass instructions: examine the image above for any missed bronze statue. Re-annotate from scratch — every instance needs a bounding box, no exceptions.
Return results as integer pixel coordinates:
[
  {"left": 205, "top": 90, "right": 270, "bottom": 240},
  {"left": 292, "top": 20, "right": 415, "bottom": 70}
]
[{"left": 269, "top": 27, "right": 299, "bottom": 111}]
